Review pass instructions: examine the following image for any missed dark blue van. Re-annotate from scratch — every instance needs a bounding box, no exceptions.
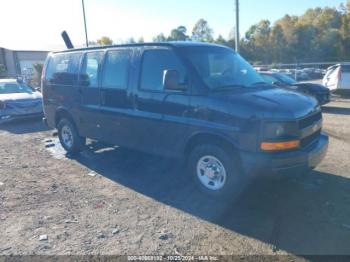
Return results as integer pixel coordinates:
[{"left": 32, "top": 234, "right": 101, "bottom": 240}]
[{"left": 42, "top": 42, "right": 328, "bottom": 198}]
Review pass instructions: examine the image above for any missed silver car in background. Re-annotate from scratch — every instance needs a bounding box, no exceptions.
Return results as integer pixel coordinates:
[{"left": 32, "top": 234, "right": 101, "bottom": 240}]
[
  {"left": 0, "top": 79, "right": 43, "bottom": 123},
  {"left": 323, "top": 64, "right": 350, "bottom": 93}
]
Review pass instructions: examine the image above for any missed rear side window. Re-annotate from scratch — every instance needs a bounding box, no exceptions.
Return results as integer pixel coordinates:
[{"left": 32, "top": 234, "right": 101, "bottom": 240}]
[
  {"left": 140, "top": 49, "right": 186, "bottom": 91},
  {"left": 81, "top": 52, "right": 104, "bottom": 87},
  {"left": 45, "top": 53, "right": 81, "bottom": 85},
  {"left": 102, "top": 50, "right": 130, "bottom": 89}
]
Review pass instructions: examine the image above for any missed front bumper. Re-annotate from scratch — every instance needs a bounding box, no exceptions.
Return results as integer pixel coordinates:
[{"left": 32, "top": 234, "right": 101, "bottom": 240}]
[
  {"left": 0, "top": 112, "right": 43, "bottom": 124},
  {"left": 240, "top": 133, "right": 329, "bottom": 177},
  {"left": 0, "top": 103, "right": 43, "bottom": 124}
]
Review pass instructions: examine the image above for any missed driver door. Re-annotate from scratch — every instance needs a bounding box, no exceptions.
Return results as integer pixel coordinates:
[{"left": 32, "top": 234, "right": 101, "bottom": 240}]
[{"left": 132, "top": 47, "right": 190, "bottom": 157}]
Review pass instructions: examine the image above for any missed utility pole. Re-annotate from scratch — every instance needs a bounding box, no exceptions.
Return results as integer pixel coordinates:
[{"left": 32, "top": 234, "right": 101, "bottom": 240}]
[
  {"left": 235, "top": 0, "right": 240, "bottom": 53},
  {"left": 82, "top": 0, "right": 89, "bottom": 47}
]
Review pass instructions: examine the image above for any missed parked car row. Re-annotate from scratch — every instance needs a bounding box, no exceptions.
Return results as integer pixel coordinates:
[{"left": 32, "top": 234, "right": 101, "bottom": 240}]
[
  {"left": 259, "top": 71, "right": 330, "bottom": 105},
  {"left": 255, "top": 67, "right": 326, "bottom": 81},
  {"left": 255, "top": 63, "right": 350, "bottom": 95}
]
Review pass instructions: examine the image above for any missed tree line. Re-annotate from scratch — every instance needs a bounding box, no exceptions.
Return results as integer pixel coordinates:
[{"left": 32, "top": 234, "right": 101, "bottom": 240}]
[{"left": 93, "top": 0, "right": 350, "bottom": 65}]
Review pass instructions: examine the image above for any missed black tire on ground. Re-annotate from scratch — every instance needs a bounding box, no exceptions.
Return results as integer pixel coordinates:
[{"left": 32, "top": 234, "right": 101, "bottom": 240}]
[
  {"left": 187, "top": 144, "right": 246, "bottom": 200},
  {"left": 57, "top": 118, "right": 86, "bottom": 154}
]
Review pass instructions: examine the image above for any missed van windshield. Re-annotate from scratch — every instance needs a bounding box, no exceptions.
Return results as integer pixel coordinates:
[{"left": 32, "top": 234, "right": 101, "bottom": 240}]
[{"left": 181, "top": 46, "right": 265, "bottom": 90}]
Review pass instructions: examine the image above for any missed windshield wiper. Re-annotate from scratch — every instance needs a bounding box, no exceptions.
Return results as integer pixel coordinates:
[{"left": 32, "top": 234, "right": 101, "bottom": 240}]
[
  {"left": 212, "top": 84, "right": 248, "bottom": 91},
  {"left": 251, "top": 82, "right": 269, "bottom": 86}
]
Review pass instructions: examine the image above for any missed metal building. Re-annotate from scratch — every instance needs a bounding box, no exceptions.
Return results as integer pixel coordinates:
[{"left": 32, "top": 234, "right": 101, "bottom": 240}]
[{"left": 0, "top": 47, "right": 48, "bottom": 80}]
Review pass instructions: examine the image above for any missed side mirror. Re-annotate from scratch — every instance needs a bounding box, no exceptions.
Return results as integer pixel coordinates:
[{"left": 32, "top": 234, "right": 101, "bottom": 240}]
[{"left": 163, "top": 70, "right": 186, "bottom": 91}]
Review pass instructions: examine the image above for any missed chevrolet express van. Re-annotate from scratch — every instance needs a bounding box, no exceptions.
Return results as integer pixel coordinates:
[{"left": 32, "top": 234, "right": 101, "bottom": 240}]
[{"left": 42, "top": 42, "right": 328, "bottom": 198}]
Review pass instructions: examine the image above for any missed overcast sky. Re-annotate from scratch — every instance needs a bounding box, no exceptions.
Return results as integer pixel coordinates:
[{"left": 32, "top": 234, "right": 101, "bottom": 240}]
[{"left": 0, "top": 0, "right": 345, "bottom": 51}]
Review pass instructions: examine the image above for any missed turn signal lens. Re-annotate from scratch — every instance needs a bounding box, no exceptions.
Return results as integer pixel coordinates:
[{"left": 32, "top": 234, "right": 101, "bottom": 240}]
[{"left": 261, "top": 140, "right": 300, "bottom": 151}]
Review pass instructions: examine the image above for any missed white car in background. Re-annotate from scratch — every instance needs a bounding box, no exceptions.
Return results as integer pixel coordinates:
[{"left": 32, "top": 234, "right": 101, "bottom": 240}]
[{"left": 323, "top": 64, "right": 350, "bottom": 93}]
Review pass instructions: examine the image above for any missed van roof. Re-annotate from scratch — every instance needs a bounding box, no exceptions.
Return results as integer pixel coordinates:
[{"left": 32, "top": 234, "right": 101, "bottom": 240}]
[{"left": 53, "top": 41, "right": 229, "bottom": 54}]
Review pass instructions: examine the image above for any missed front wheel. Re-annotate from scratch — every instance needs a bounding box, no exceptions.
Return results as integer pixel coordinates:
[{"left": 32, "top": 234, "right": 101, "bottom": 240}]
[
  {"left": 57, "top": 118, "right": 85, "bottom": 154},
  {"left": 188, "top": 144, "right": 245, "bottom": 199}
]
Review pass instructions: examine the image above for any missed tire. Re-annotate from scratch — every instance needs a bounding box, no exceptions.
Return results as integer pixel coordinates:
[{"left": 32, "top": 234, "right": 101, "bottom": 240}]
[
  {"left": 188, "top": 144, "right": 246, "bottom": 200},
  {"left": 57, "top": 118, "right": 85, "bottom": 154}
]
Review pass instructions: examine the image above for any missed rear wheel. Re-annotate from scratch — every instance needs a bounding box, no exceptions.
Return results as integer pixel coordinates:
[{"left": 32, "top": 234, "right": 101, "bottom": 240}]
[
  {"left": 57, "top": 118, "right": 85, "bottom": 154},
  {"left": 188, "top": 144, "right": 245, "bottom": 199}
]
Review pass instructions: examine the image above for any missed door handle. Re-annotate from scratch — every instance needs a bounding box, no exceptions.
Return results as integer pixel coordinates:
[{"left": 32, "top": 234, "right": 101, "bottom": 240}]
[
  {"left": 101, "top": 90, "right": 106, "bottom": 105},
  {"left": 134, "top": 94, "right": 138, "bottom": 107}
]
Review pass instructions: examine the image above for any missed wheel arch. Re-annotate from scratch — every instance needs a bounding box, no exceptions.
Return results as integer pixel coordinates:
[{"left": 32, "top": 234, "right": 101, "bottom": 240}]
[
  {"left": 184, "top": 132, "right": 239, "bottom": 158},
  {"left": 54, "top": 107, "right": 76, "bottom": 128}
]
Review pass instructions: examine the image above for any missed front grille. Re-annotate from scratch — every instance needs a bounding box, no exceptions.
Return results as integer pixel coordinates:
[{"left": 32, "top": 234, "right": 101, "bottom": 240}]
[
  {"left": 299, "top": 112, "right": 322, "bottom": 129},
  {"left": 301, "top": 130, "right": 321, "bottom": 148},
  {"left": 6, "top": 100, "right": 42, "bottom": 109},
  {"left": 298, "top": 111, "right": 323, "bottom": 148}
]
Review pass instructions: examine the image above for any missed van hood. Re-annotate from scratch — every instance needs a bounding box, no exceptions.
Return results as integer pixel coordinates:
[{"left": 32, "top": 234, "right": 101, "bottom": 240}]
[
  {"left": 0, "top": 91, "right": 42, "bottom": 102},
  {"left": 212, "top": 87, "right": 319, "bottom": 120}
]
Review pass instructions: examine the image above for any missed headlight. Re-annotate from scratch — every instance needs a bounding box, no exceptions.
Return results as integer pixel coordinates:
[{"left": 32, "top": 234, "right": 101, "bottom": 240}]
[
  {"left": 262, "top": 122, "right": 300, "bottom": 151},
  {"left": 263, "top": 122, "right": 298, "bottom": 140}
]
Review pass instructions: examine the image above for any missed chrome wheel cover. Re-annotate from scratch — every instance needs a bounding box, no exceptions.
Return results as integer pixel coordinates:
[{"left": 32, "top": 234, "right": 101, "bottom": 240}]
[
  {"left": 196, "top": 155, "right": 227, "bottom": 191},
  {"left": 61, "top": 125, "right": 73, "bottom": 149}
]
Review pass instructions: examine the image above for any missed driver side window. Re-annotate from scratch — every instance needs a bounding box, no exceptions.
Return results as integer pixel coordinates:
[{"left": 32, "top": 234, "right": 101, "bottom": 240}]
[{"left": 140, "top": 49, "right": 186, "bottom": 91}]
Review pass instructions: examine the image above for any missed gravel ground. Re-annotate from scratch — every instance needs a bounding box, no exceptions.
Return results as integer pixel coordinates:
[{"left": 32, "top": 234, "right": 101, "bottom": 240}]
[{"left": 0, "top": 99, "right": 350, "bottom": 259}]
